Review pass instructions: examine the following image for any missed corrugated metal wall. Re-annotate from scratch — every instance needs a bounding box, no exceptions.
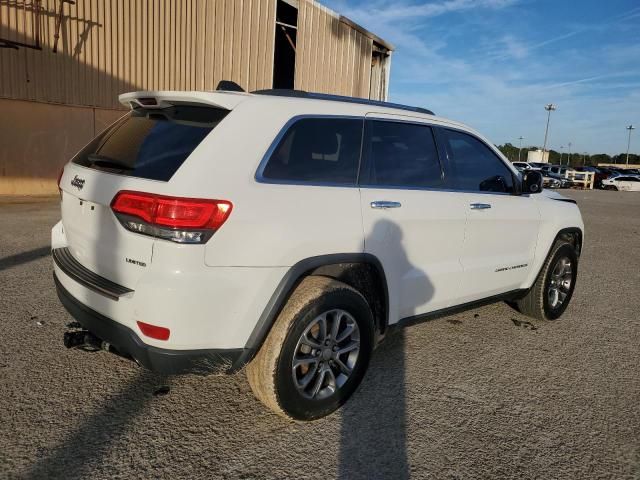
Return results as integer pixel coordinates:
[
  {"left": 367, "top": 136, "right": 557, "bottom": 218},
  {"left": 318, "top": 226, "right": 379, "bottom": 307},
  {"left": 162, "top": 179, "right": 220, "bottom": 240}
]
[
  {"left": 0, "top": 0, "right": 392, "bottom": 194},
  {"left": 294, "top": 1, "right": 373, "bottom": 99},
  {"left": 0, "top": 0, "right": 277, "bottom": 109},
  {"left": 369, "top": 50, "right": 391, "bottom": 101},
  {"left": 0, "top": 0, "right": 387, "bottom": 109}
]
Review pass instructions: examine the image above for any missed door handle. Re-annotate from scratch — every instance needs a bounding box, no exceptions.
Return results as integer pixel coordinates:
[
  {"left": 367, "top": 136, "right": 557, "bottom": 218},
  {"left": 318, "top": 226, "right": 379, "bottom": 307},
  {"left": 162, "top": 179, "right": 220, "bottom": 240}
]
[
  {"left": 470, "top": 203, "right": 491, "bottom": 210},
  {"left": 370, "top": 201, "right": 402, "bottom": 209}
]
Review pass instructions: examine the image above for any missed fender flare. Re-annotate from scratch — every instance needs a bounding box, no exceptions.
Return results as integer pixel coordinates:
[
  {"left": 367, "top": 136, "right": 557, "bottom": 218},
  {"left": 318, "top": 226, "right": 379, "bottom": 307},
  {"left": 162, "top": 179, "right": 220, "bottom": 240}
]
[
  {"left": 527, "top": 226, "right": 583, "bottom": 291},
  {"left": 549, "top": 226, "right": 583, "bottom": 257},
  {"left": 232, "top": 253, "right": 389, "bottom": 370}
]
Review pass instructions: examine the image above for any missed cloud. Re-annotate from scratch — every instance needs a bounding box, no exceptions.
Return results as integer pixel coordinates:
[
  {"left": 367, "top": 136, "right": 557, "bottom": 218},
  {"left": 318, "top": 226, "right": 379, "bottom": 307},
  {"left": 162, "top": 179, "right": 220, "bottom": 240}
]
[
  {"left": 501, "top": 35, "right": 528, "bottom": 59},
  {"left": 322, "top": 0, "right": 639, "bottom": 154},
  {"left": 491, "top": 5, "right": 640, "bottom": 61},
  {"left": 332, "top": 0, "right": 519, "bottom": 43},
  {"left": 485, "top": 35, "right": 530, "bottom": 60},
  {"left": 543, "top": 72, "right": 640, "bottom": 90},
  {"left": 360, "top": 0, "right": 516, "bottom": 21}
]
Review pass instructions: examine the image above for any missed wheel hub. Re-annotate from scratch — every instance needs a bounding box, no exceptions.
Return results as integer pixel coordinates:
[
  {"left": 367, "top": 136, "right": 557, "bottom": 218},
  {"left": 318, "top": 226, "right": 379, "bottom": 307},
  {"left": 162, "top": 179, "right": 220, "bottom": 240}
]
[
  {"left": 292, "top": 309, "right": 361, "bottom": 400},
  {"left": 547, "top": 256, "right": 573, "bottom": 309}
]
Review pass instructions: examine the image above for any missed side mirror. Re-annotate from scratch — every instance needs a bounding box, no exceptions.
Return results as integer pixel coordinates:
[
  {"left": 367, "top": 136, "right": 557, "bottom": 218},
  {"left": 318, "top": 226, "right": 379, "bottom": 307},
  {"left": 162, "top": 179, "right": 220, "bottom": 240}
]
[{"left": 522, "top": 170, "right": 543, "bottom": 194}]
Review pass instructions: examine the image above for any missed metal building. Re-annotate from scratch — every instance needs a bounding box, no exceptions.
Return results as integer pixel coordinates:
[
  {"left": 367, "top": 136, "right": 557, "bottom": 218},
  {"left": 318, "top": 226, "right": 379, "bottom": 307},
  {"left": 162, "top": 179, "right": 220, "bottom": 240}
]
[{"left": 0, "top": 0, "right": 393, "bottom": 194}]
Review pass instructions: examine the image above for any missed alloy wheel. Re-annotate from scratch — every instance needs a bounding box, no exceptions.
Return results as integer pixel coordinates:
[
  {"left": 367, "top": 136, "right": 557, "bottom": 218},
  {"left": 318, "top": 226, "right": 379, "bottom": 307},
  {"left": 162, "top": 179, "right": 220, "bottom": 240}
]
[
  {"left": 548, "top": 256, "right": 573, "bottom": 309},
  {"left": 291, "top": 309, "right": 360, "bottom": 400}
]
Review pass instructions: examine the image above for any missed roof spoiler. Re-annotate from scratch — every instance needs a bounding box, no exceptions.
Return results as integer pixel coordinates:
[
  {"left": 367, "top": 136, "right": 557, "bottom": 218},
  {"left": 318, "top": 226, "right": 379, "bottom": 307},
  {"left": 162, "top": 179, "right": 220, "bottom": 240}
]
[{"left": 119, "top": 90, "right": 248, "bottom": 111}]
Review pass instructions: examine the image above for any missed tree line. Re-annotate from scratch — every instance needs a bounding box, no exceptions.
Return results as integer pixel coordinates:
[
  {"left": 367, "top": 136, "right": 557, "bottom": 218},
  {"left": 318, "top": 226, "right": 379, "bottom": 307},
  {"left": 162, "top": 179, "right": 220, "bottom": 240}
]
[{"left": 496, "top": 143, "right": 639, "bottom": 167}]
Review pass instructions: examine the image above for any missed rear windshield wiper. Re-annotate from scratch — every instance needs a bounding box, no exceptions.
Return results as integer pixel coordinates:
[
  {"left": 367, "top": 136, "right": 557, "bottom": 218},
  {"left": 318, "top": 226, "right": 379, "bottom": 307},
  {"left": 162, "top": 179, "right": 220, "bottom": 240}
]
[{"left": 88, "top": 154, "right": 134, "bottom": 171}]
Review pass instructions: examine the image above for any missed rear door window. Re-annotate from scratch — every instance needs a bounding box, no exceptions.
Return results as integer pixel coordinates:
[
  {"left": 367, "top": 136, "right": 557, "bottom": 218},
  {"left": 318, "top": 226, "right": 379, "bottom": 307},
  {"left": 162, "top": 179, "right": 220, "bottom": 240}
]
[
  {"left": 260, "top": 117, "right": 363, "bottom": 185},
  {"left": 73, "top": 105, "right": 228, "bottom": 181},
  {"left": 440, "top": 128, "right": 515, "bottom": 193},
  {"left": 361, "top": 120, "right": 443, "bottom": 188}
]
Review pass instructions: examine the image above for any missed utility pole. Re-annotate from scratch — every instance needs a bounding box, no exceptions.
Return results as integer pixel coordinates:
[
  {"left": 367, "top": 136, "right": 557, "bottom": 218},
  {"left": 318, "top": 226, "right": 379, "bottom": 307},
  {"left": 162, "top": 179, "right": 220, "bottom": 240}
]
[
  {"left": 518, "top": 136, "right": 524, "bottom": 162},
  {"left": 567, "top": 142, "right": 572, "bottom": 166},
  {"left": 559, "top": 146, "right": 564, "bottom": 165},
  {"left": 583, "top": 152, "right": 587, "bottom": 166},
  {"left": 626, "top": 125, "right": 635, "bottom": 165},
  {"left": 542, "top": 104, "right": 557, "bottom": 162}
]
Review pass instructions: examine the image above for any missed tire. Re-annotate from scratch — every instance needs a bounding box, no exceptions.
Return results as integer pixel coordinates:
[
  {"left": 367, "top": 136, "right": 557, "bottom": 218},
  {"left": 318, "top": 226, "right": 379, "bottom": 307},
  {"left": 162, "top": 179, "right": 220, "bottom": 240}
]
[
  {"left": 515, "top": 241, "right": 578, "bottom": 321},
  {"left": 246, "top": 275, "right": 375, "bottom": 421}
]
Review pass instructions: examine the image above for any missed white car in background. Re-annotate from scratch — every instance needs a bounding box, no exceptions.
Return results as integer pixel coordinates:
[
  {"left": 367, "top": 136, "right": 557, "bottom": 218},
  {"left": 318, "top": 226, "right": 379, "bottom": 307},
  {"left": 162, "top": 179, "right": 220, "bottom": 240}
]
[
  {"left": 512, "top": 161, "right": 534, "bottom": 170},
  {"left": 601, "top": 175, "right": 640, "bottom": 191},
  {"left": 542, "top": 175, "right": 562, "bottom": 189},
  {"left": 52, "top": 87, "right": 584, "bottom": 420}
]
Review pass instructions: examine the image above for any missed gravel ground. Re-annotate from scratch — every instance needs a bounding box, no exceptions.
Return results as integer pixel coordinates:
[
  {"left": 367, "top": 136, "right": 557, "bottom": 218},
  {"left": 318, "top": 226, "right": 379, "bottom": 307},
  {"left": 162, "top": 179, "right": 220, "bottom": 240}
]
[{"left": 0, "top": 190, "right": 639, "bottom": 479}]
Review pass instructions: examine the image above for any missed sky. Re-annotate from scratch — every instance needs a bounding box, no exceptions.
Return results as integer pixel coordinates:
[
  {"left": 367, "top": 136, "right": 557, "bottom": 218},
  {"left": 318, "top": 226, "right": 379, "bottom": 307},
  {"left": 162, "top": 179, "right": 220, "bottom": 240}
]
[{"left": 322, "top": 0, "right": 640, "bottom": 155}]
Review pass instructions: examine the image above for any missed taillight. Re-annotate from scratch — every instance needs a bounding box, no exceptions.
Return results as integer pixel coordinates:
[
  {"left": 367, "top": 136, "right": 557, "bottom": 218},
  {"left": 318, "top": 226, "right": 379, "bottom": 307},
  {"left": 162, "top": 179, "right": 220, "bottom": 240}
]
[{"left": 111, "top": 191, "right": 232, "bottom": 244}]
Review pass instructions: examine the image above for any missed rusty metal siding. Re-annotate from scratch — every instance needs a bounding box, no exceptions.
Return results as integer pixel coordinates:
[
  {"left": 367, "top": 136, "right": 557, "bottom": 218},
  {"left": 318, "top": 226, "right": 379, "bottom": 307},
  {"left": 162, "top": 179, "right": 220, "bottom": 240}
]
[
  {"left": 294, "top": 0, "right": 373, "bottom": 99},
  {"left": 0, "top": 0, "right": 392, "bottom": 195},
  {"left": 0, "top": 0, "right": 277, "bottom": 109},
  {"left": 1, "top": 0, "right": 389, "bottom": 108},
  {"left": 369, "top": 51, "right": 391, "bottom": 101}
]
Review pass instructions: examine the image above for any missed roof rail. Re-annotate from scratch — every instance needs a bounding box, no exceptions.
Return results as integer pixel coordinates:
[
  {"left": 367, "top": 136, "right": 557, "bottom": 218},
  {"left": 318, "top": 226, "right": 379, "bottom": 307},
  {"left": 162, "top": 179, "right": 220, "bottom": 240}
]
[{"left": 252, "top": 89, "right": 434, "bottom": 115}]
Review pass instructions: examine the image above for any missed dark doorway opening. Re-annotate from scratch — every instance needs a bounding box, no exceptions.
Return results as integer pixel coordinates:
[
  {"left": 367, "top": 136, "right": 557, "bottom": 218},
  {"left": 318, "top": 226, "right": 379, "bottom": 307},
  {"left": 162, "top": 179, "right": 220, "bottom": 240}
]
[
  {"left": 369, "top": 42, "right": 390, "bottom": 100},
  {"left": 273, "top": 0, "right": 298, "bottom": 89}
]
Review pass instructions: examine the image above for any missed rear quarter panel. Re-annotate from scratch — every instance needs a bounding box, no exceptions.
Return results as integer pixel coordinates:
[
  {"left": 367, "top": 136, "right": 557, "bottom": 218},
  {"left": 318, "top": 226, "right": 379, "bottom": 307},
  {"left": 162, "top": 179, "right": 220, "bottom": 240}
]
[{"left": 167, "top": 99, "right": 365, "bottom": 267}]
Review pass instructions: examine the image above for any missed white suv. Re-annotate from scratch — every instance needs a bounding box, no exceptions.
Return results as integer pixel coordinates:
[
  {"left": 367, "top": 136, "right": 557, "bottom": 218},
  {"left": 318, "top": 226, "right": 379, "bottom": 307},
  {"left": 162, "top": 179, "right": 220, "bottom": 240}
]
[{"left": 52, "top": 88, "right": 584, "bottom": 420}]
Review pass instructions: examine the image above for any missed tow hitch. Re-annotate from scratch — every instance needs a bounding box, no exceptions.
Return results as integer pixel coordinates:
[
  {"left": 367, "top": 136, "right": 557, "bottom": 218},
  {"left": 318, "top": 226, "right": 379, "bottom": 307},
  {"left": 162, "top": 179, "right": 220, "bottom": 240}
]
[
  {"left": 63, "top": 322, "right": 134, "bottom": 364},
  {"left": 63, "top": 322, "right": 112, "bottom": 352}
]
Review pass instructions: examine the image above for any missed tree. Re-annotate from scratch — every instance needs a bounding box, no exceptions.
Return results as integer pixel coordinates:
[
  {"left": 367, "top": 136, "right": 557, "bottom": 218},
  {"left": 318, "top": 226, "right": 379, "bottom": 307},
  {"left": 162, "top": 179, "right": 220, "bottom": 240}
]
[
  {"left": 497, "top": 143, "right": 519, "bottom": 161},
  {"left": 493, "top": 144, "right": 637, "bottom": 166},
  {"left": 612, "top": 153, "right": 640, "bottom": 165},
  {"left": 590, "top": 154, "right": 611, "bottom": 166}
]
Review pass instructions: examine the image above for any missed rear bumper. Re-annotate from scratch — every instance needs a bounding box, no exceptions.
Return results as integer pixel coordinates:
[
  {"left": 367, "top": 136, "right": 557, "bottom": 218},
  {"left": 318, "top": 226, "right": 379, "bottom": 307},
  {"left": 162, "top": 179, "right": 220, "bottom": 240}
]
[
  {"left": 55, "top": 274, "right": 245, "bottom": 374},
  {"left": 53, "top": 247, "right": 133, "bottom": 300},
  {"left": 52, "top": 220, "right": 288, "bottom": 352}
]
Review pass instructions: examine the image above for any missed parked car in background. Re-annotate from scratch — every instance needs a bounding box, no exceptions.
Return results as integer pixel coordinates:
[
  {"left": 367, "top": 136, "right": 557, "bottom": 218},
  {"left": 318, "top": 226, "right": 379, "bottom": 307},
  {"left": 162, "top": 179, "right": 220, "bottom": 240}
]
[
  {"left": 601, "top": 175, "right": 640, "bottom": 191},
  {"left": 594, "top": 167, "right": 640, "bottom": 188},
  {"left": 573, "top": 166, "right": 598, "bottom": 173},
  {"left": 550, "top": 165, "right": 574, "bottom": 177},
  {"left": 541, "top": 174, "right": 562, "bottom": 189},
  {"left": 540, "top": 164, "right": 554, "bottom": 175},
  {"left": 600, "top": 168, "right": 622, "bottom": 179},
  {"left": 528, "top": 162, "right": 547, "bottom": 170},
  {"left": 540, "top": 166, "right": 572, "bottom": 188},
  {"left": 574, "top": 166, "right": 607, "bottom": 188},
  {"left": 515, "top": 163, "right": 559, "bottom": 188},
  {"left": 512, "top": 161, "right": 533, "bottom": 171},
  {"left": 602, "top": 167, "right": 639, "bottom": 176}
]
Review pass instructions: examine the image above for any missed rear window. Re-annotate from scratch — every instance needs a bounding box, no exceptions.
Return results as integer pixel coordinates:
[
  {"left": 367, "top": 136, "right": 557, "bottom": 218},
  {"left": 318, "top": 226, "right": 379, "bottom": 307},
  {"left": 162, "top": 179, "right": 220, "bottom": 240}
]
[
  {"left": 72, "top": 105, "right": 228, "bottom": 181},
  {"left": 261, "top": 117, "right": 363, "bottom": 185}
]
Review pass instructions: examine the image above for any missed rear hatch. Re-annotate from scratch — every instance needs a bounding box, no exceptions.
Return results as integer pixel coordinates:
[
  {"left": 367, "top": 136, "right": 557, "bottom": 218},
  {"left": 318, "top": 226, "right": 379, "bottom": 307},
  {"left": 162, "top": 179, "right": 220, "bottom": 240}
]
[{"left": 59, "top": 102, "right": 229, "bottom": 289}]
